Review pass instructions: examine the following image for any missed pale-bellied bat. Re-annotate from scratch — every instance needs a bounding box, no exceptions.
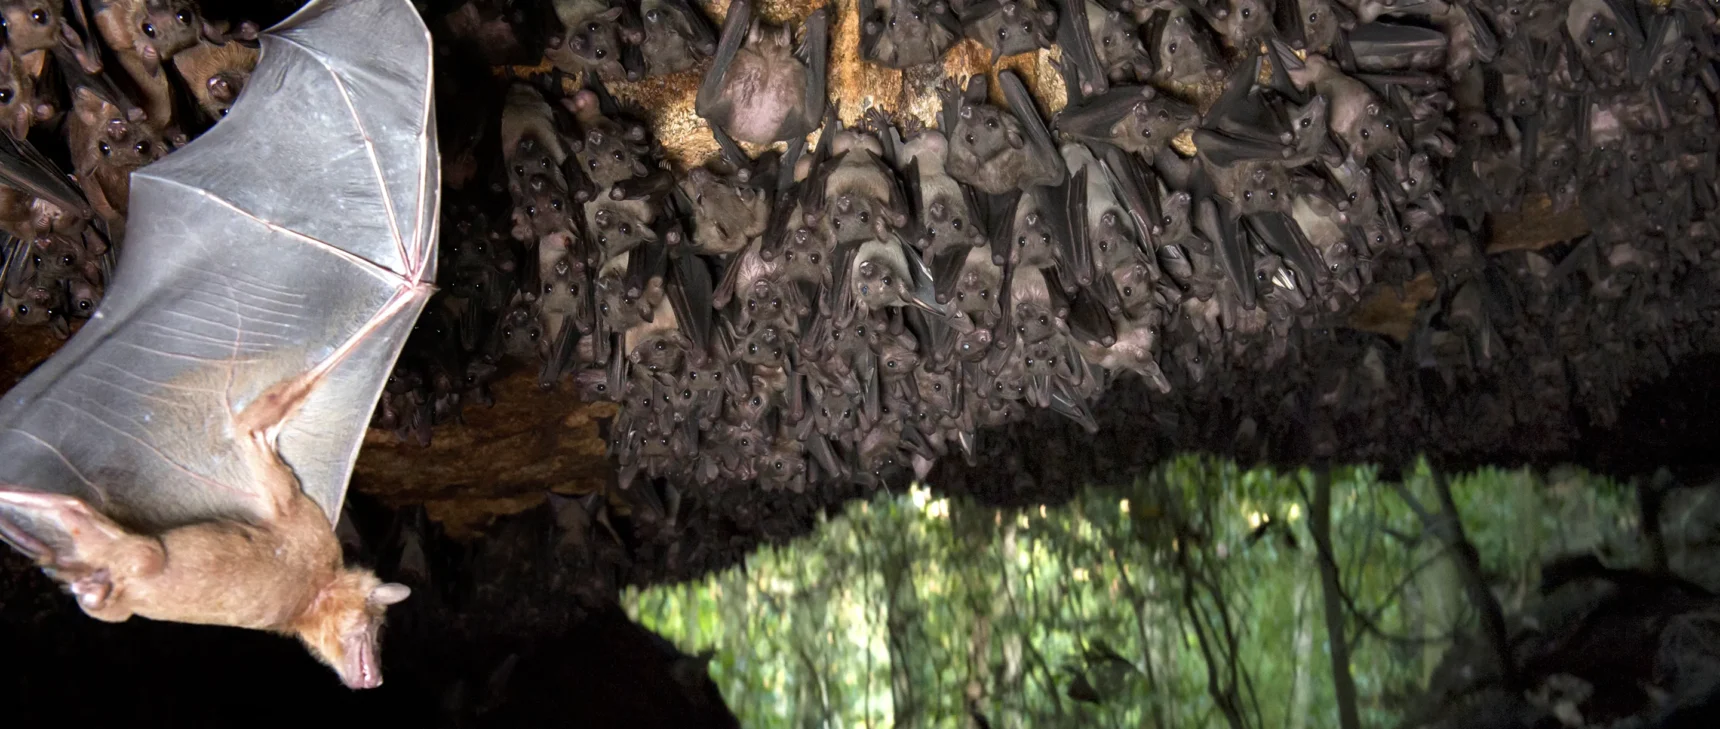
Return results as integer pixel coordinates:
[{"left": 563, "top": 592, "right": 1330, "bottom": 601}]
[
  {"left": 1055, "top": 85, "right": 1199, "bottom": 157},
  {"left": 894, "top": 123, "right": 986, "bottom": 260},
  {"left": 1289, "top": 183, "right": 1363, "bottom": 297},
  {"left": 941, "top": 72, "right": 1065, "bottom": 195},
  {"left": 586, "top": 196, "right": 659, "bottom": 257},
  {"left": 959, "top": 0, "right": 1057, "bottom": 60},
  {"left": 1062, "top": 142, "right": 1145, "bottom": 280},
  {"left": 860, "top": 0, "right": 959, "bottom": 67},
  {"left": 695, "top": 0, "right": 828, "bottom": 146},
  {"left": 1345, "top": 22, "right": 1448, "bottom": 72},
  {"left": 679, "top": 158, "right": 771, "bottom": 255},
  {"left": 817, "top": 114, "right": 910, "bottom": 246},
  {"left": 170, "top": 32, "right": 259, "bottom": 121},
  {"left": 546, "top": 0, "right": 637, "bottom": 83},
  {"left": 847, "top": 238, "right": 943, "bottom": 314},
  {"left": 0, "top": 0, "right": 431, "bottom": 689},
  {"left": 635, "top": 0, "right": 717, "bottom": 77}
]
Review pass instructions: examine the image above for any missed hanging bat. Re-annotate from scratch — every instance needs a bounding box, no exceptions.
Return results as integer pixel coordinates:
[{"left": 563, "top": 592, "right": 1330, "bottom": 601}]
[
  {"left": 858, "top": 0, "right": 959, "bottom": 68},
  {"left": 0, "top": 0, "right": 435, "bottom": 690},
  {"left": 696, "top": 0, "right": 829, "bottom": 146}
]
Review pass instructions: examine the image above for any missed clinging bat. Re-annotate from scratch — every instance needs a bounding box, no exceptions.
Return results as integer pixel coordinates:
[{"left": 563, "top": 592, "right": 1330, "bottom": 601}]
[
  {"left": 695, "top": 0, "right": 829, "bottom": 146},
  {"left": 859, "top": 0, "right": 960, "bottom": 68},
  {"left": 0, "top": 0, "right": 434, "bottom": 690}
]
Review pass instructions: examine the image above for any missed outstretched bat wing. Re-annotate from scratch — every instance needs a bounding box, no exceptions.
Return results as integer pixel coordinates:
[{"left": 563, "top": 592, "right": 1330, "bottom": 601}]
[{"left": 0, "top": 0, "right": 437, "bottom": 533}]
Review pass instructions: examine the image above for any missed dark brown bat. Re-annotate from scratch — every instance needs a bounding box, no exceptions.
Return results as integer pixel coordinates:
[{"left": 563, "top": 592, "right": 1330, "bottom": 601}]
[
  {"left": 1055, "top": 84, "right": 1199, "bottom": 157},
  {"left": 695, "top": 0, "right": 828, "bottom": 146},
  {"left": 633, "top": 0, "right": 717, "bottom": 76},
  {"left": 440, "top": 0, "right": 541, "bottom": 66},
  {"left": 1144, "top": 5, "right": 1225, "bottom": 88},
  {"left": 0, "top": 0, "right": 434, "bottom": 689},
  {"left": 0, "top": 131, "right": 95, "bottom": 241}
]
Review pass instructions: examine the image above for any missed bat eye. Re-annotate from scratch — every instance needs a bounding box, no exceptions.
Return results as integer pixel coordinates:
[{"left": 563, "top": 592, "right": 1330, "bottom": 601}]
[
  {"left": 99, "top": 141, "right": 111, "bottom": 156},
  {"left": 1308, "top": 11, "right": 1317, "bottom": 21},
  {"left": 952, "top": 219, "right": 962, "bottom": 229},
  {"left": 0, "top": 90, "right": 11, "bottom": 104},
  {"left": 1240, "top": 8, "right": 1249, "bottom": 16},
  {"left": 1331, "top": 263, "right": 1339, "bottom": 272},
  {"left": 1123, "top": 286, "right": 1133, "bottom": 296},
  {"left": 986, "top": 119, "right": 997, "bottom": 129},
  {"left": 551, "top": 199, "right": 563, "bottom": 211},
  {"left": 178, "top": 10, "right": 193, "bottom": 23},
  {"left": 1300, "top": 117, "right": 1310, "bottom": 128},
  {"left": 30, "top": 9, "right": 46, "bottom": 24},
  {"left": 526, "top": 205, "right": 537, "bottom": 216},
  {"left": 135, "top": 141, "right": 150, "bottom": 155},
  {"left": 595, "top": 49, "right": 606, "bottom": 59},
  {"left": 530, "top": 330, "right": 540, "bottom": 340},
  {"left": 1168, "top": 42, "right": 1177, "bottom": 52},
  {"left": 859, "top": 211, "right": 868, "bottom": 223},
  {"left": 141, "top": 22, "right": 155, "bottom": 37},
  {"left": 1360, "top": 129, "right": 1370, "bottom": 139}
]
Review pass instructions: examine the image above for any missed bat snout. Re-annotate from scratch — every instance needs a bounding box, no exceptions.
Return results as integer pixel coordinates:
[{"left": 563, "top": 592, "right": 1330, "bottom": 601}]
[{"left": 341, "top": 636, "right": 384, "bottom": 690}]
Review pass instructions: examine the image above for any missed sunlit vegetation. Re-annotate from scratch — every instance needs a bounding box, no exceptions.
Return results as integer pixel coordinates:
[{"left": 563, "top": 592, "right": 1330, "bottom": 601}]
[{"left": 625, "top": 459, "right": 1636, "bottom": 728}]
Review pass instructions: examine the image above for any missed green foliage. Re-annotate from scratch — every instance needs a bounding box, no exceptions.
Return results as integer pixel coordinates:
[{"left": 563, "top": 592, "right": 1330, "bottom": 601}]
[{"left": 623, "top": 459, "right": 1636, "bottom": 728}]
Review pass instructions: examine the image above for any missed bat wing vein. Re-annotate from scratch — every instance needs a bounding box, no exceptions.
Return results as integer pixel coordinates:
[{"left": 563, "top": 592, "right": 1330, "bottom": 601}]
[
  {"left": 41, "top": 395, "right": 239, "bottom": 498},
  {"left": 272, "top": 34, "right": 412, "bottom": 277},
  {"left": 133, "top": 176, "right": 406, "bottom": 287},
  {"left": 1, "top": 428, "right": 99, "bottom": 494}
]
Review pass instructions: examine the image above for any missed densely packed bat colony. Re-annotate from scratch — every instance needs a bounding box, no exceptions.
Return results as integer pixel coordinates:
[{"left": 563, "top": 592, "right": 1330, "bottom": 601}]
[{"left": 2, "top": 0, "right": 1718, "bottom": 496}]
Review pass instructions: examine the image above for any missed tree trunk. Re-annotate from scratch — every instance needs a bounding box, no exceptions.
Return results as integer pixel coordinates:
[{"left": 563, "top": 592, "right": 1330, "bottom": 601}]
[
  {"left": 1310, "top": 472, "right": 1363, "bottom": 729},
  {"left": 1289, "top": 557, "right": 1314, "bottom": 729}
]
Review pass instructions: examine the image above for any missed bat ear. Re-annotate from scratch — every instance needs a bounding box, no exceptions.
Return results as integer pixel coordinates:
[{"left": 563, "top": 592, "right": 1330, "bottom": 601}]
[{"left": 369, "top": 582, "right": 411, "bottom": 607}]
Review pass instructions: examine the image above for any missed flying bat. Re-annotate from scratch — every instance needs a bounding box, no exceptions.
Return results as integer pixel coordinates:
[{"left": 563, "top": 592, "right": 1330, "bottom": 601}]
[{"left": 0, "top": 0, "right": 435, "bottom": 690}]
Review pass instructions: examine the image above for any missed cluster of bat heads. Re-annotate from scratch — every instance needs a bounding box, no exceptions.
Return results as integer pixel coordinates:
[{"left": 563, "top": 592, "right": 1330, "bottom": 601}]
[
  {"left": 5, "top": 0, "right": 1720, "bottom": 494},
  {"left": 0, "top": 0, "right": 259, "bottom": 331}
]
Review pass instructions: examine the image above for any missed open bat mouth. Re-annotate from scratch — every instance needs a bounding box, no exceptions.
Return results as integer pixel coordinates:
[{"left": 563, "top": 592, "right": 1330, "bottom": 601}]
[{"left": 342, "top": 637, "right": 383, "bottom": 689}]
